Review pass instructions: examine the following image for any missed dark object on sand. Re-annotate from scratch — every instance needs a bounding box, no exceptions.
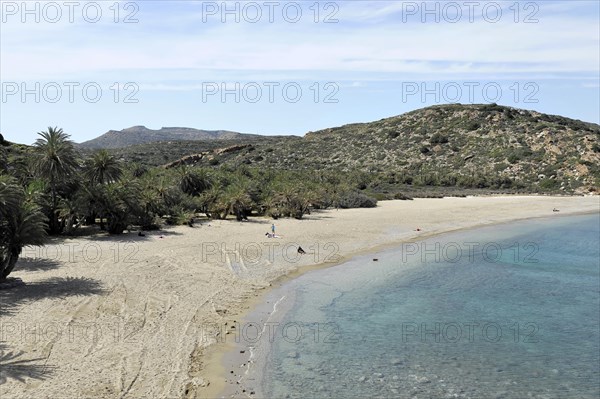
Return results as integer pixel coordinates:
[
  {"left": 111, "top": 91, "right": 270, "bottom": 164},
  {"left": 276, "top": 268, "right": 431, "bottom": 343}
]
[
  {"left": 553, "top": 208, "right": 560, "bottom": 212},
  {"left": 187, "top": 219, "right": 194, "bottom": 227},
  {"left": 297, "top": 246, "right": 306, "bottom": 255},
  {"left": 138, "top": 232, "right": 146, "bottom": 237},
  {"left": 373, "top": 258, "right": 379, "bottom": 262}
]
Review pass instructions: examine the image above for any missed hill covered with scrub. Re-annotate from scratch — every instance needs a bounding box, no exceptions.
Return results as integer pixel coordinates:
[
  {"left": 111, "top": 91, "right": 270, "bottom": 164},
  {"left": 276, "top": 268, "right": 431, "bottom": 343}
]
[
  {"left": 107, "top": 104, "right": 600, "bottom": 195},
  {"left": 1, "top": 104, "right": 599, "bottom": 280}
]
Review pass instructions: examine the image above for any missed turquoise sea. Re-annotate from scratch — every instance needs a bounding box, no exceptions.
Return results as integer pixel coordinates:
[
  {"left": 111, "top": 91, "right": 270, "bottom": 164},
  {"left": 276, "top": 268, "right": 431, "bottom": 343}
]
[{"left": 252, "top": 214, "right": 600, "bottom": 398}]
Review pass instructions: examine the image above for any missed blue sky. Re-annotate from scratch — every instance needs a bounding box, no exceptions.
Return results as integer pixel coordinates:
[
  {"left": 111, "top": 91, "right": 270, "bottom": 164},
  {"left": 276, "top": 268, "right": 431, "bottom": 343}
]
[{"left": 1, "top": 0, "right": 598, "bottom": 145}]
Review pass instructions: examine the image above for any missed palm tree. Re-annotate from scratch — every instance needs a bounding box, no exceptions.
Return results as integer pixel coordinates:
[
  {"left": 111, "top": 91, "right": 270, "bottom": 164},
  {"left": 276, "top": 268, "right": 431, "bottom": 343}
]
[
  {"left": 261, "top": 194, "right": 283, "bottom": 219},
  {"left": 177, "top": 166, "right": 212, "bottom": 196},
  {"left": 0, "top": 145, "right": 7, "bottom": 172},
  {"left": 80, "top": 150, "right": 123, "bottom": 229},
  {"left": 152, "top": 175, "right": 181, "bottom": 211},
  {"left": 84, "top": 150, "right": 122, "bottom": 184},
  {"left": 276, "top": 183, "right": 312, "bottom": 219},
  {"left": 137, "top": 183, "right": 161, "bottom": 229},
  {"left": 129, "top": 162, "right": 148, "bottom": 178},
  {"left": 201, "top": 186, "right": 223, "bottom": 219},
  {"left": 32, "top": 127, "right": 79, "bottom": 234},
  {"left": 94, "top": 181, "right": 140, "bottom": 234},
  {"left": 0, "top": 175, "right": 47, "bottom": 281},
  {"left": 0, "top": 175, "right": 20, "bottom": 219},
  {"left": 57, "top": 198, "right": 82, "bottom": 235},
  {"left": 220, "top": 184, "right": 253, "bottom": 221}
]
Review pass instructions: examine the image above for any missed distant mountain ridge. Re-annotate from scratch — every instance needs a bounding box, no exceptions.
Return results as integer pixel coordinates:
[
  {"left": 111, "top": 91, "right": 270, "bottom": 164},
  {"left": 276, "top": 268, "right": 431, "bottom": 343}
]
[{"left": 78, "top": 126, "right": 261, "bottom": 149}]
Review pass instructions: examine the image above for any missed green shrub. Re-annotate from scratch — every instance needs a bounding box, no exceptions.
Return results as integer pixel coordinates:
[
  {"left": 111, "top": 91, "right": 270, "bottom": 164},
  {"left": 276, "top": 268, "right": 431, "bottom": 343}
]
[
  {"left": 393, "top": 192, "right": 413, "bottom": 200},
  {"left": 400, "top": 175, "right": 413, "bottom": 185},
  {"left": 507, "top": 147, "right": 532, "bottom": 164},
  {"left": 481, "top": 103, "right": 504, "bottom": 112},
  {"left": 430, "top": 133, "right": 449, "bottom": 144},
  {"left": 538, "top": 178, "right": 559, "bottom": 191},
  {"left": 137, "top": 214, "right": 162, "bottom": 230},
  {"left": 371, "top": 192, "right": 391, "bottom": 201},
  {"left": 494, "top": 162, "right": 508, "bottom": 172},
  {"left": 337, "top": 191, "right": 377, "bottom": 208},
  {"left": 466, "top": 122, "right": 480, "bottom": 131}
]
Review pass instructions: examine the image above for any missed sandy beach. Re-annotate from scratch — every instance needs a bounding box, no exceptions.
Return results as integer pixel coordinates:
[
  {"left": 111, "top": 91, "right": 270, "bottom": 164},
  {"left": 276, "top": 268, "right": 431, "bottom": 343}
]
[{"left": 1, "top": 195, "right": 598, "bottom": 399}]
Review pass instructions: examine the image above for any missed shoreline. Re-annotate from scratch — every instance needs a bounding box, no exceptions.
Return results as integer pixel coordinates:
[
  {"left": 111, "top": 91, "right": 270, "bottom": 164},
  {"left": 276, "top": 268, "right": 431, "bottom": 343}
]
[
  {"left": 217, "top": 213, "right": 600, "bottom": 399},
  {"left": 202, "top": 205, "right": 600, "bottom": 399},
  {"left": 2, "top": 196, "right": 599, "bottom": 399}
]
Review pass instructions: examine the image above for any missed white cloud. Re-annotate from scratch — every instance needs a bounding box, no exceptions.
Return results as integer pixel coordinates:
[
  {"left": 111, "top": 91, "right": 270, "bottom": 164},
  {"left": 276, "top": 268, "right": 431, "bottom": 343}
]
[{"left": 1, "top": 1, "right": 598, "bottom": 82}]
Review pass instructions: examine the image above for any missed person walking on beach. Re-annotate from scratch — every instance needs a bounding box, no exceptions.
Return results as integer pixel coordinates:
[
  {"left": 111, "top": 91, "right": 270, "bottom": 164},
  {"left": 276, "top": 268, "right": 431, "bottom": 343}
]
[{"left": 271, "top": 223, "right": 275, "bottom": 235}]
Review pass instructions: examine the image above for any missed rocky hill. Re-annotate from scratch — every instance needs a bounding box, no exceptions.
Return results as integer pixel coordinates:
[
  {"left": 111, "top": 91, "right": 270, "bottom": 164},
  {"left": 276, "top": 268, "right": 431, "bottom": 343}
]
[
  {"left": 112, "top": 104, "right": 599, "bottom": 194},
  {"left": 78, "top": 126, "right": 261, "bottom": 149},
  {"left": 21, "top": 103, "right": 593, "bottom": 195},
  {"left": 249, "top": 104, "right": 599, "bottom": 186}
]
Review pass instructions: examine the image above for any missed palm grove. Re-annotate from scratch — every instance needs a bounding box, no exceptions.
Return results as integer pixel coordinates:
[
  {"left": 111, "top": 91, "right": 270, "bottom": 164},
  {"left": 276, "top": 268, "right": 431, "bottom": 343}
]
[{"left": 0, "top": 128, "right": 376, "bottom": 281}]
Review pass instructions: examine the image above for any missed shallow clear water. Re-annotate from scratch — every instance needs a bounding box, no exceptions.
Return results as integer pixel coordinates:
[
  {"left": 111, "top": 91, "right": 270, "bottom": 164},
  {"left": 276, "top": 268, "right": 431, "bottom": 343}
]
[{"left": 261, "top": 214, "right": 600, "bottom": 398}]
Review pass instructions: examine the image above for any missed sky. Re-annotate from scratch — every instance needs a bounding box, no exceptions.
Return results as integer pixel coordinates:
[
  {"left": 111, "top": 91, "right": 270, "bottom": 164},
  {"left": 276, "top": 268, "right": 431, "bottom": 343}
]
[{"left": 1, "top": 0, "right": 599, "bottom": 145}]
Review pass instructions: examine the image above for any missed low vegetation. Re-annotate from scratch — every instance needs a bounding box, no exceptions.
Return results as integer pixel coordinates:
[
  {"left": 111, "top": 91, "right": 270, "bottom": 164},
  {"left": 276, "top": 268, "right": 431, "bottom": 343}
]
[
  {"left": 2, "top": 104, "right": 599, "bottom": 280},
  {"left": 105, "top": 104, "right": 599, "bottom": 194},
  {"left": 0, "top": 128, "right": 376, "bottom": 280}
]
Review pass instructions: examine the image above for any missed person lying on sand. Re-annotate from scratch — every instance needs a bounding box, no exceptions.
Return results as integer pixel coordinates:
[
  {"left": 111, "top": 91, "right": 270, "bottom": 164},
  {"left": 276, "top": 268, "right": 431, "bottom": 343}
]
[
  {"left": 265, "top": 232, "right": 282, "bottom": 238},
  {"left": 553, "top": 208, "right": 560, "bottom": 212}
]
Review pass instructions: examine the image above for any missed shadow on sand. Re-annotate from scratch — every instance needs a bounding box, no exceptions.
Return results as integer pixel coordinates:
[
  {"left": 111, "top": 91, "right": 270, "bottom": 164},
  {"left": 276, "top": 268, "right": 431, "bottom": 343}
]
[
  {"left": 85, "top": 228, "right": 184, "bottom": 242},
  {"left": 13, "top": 259, "right": 62, "bottom": 273},
  {"left": 55, "top": 224, "right": 184, "bottom": 243},
  {"left": 303, "top": 214, "right": 335, "bottom": 220},
  {"left": 0, "top": 277, "right": 105, "bottom": 316},
  {"left": 0, "top": 343, "right": 57, "bottom": 385},
  {"left": 0, "top": 277, "right": 104, "bottom": 385}
]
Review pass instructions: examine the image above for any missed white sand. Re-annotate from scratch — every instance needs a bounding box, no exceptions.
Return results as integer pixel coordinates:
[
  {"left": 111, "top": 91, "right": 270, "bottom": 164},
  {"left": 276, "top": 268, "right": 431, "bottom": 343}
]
[{"left": 1, "top": 196, "right": 598, "bottom": 398}]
